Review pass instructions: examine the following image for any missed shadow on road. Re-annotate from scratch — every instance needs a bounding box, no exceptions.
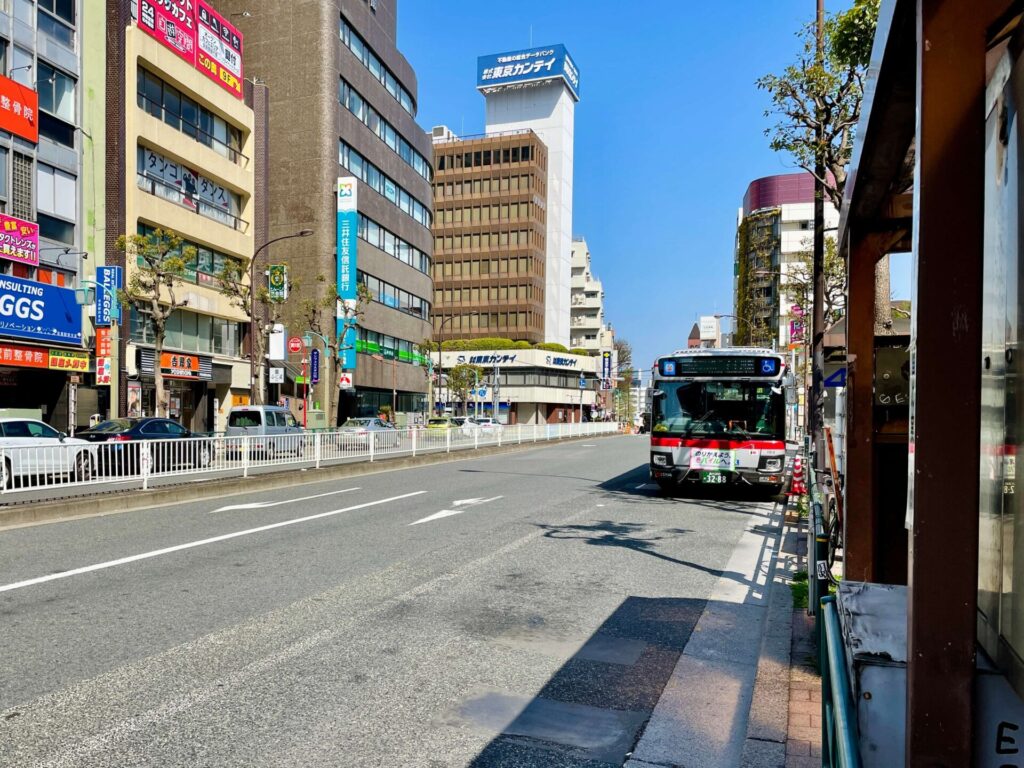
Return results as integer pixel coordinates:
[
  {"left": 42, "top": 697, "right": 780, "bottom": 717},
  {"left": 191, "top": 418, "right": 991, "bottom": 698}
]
[
  {"left": 596, "top": 464, "right": 783, "bottom": 514},
  {"left": 463, "top": 595, "right": 708, "bottom": 767}
]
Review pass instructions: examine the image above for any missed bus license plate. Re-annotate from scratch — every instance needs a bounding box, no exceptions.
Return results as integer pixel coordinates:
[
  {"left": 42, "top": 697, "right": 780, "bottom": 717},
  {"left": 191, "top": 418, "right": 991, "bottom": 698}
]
[{"left": 701, "top": 471, "right": 726, "bottom": 484}]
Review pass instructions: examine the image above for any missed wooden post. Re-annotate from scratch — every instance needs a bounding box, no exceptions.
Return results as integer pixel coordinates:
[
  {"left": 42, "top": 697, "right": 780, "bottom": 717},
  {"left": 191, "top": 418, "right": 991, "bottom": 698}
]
[{"left": 907, "top": 0, "right": 996, "bottom": 762}]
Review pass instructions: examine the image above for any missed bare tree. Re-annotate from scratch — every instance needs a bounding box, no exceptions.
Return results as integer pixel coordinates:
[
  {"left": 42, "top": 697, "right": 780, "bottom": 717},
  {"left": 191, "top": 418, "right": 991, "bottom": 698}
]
[{"left": 117, "top": 229, "right": 194, "bottom": 418}]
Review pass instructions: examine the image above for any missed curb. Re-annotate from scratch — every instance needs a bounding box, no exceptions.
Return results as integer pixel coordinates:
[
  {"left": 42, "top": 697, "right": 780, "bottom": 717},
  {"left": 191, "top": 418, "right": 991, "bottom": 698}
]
[
  {"left": 0, "top": 432, "right": 615, "bottom": 531},
  {"left": 739, "top": 498, "right": 803, "bottom": 767}
]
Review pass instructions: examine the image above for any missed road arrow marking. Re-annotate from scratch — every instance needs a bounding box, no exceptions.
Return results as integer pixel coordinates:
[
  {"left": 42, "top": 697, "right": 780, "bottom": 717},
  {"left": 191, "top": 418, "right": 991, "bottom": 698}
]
[
  {"left": 409, "top": 496, "right": 502, "bottom": 526},
  {"left": 211, "top": 487, "right": 360, "bottom": 513}
]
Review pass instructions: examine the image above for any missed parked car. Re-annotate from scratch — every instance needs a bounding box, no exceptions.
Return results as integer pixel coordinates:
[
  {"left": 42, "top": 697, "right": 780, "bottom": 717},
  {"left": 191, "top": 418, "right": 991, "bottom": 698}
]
[
  {"left": 468, "top": 417, "right": 503, "bottom": 435},
  {"left": 450, "top": 416, "right": 480, "bottom": 438},
  {"left": 0, "top": 418, "right": 98, "bottom": 489},
  {"left": 337, "top": 418, "right": 402, "bottom": 449},
  {"left": 224, "top": 405, "right": 304, "bottom": 456},
  {"left": 426, "top": 417, "right": 457, "bottom": 433},
  {"left": 78, "top": 418, "right": 212, "bottom": 475}
]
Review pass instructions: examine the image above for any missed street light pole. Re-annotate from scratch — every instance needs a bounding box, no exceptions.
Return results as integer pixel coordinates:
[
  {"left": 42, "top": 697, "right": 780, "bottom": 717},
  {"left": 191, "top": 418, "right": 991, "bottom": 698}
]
[{"left": 247, "top": 229, "right": 313, "bottom": 405}]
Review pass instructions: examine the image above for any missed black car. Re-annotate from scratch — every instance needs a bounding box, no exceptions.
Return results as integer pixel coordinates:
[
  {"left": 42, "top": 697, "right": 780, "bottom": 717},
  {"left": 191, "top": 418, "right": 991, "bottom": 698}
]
[{"left": 78, "top": 418, "right": 213, "bottom": 476}]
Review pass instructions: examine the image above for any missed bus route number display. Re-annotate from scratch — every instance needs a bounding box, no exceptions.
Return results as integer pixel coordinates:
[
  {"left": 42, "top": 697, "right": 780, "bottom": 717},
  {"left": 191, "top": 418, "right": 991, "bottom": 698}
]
[{"left": 658, "top": 356, "right": 780, "bottom": 378}]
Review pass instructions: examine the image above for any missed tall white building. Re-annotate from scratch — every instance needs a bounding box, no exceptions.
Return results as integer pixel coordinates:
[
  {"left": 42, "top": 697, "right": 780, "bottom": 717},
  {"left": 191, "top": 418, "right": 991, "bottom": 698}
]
[
  {"left": 478, "top": 45, "right": 580, "bottom": 347},
  {"left": 570, "top": 237, "right": 614, "bottom": 354}
]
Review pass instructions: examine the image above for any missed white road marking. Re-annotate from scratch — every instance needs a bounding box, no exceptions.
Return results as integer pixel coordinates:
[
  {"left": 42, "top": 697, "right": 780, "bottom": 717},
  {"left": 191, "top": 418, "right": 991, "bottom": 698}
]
[
  {"left": 582, "top": 444, "right": 596, "bottom": 447},
  {"left": 409, "top": 496, "right": 502, "bottom": 526},
  {"left": 636, "top": 483, "right": 658, "bottom": 490},
  {"left": 210, "top": 487, "right": 360, "bottom": 513},
  {"left": 0, "top": 490, "right": 424, "bottom": 594}
]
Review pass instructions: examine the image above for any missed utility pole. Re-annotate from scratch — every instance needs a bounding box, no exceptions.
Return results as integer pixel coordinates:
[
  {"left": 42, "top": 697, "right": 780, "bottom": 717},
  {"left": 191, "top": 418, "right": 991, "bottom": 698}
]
[{"left": 810, "top": 0, "right": 826, "bottom": 468}]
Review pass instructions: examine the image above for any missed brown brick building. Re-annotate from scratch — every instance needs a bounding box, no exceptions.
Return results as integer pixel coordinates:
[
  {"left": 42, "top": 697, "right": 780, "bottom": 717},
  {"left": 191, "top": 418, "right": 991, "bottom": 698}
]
[{"left": 430, "top": 129, "right": 548, "bottom": 344}]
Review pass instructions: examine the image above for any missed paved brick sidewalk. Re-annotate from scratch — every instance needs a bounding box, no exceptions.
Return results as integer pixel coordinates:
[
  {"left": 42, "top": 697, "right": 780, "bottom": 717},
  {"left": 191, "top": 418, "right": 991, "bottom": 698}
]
[{"left": 786, "top": 610, "right": 823, "bottom": 767}]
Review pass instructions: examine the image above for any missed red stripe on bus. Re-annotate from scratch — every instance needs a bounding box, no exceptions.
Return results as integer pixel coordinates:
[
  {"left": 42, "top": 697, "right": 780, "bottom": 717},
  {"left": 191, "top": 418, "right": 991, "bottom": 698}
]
[{"left": 650, "top": 437, "right": 785, "bottom": 450}]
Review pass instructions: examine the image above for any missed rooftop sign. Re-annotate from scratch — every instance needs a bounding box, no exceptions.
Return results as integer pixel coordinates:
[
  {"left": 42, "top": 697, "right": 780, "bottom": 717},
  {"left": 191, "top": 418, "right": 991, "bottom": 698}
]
[{"left": 477, "top": 44, "right": 579, "bottom": 101}]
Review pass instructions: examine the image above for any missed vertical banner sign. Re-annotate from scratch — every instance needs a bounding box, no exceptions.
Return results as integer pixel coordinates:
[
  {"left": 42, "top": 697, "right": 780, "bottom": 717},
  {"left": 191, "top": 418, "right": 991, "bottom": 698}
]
[
  {"left": 0, "top": 213, "right": 39, "bottom": 266},
  {"left": 137, "top": 0, "right": 197, "bottom": 65},
  {"left": 310, "top": 348, "right": 321, "bottom": 385},
  {"left": 601, "top": 350, "right": 612, "bottom": 380},
  {"left": 336, "top": 177, "right": 358, "bottom": 371},
  {"left": 196, "top": 1, "right": 244, "bottom": 99},
  {"left": 267, "top": 264, "right": 287, "bottom": 301},
  {"left": 95, "top": 266, "right": 123, "bottom": 327}
]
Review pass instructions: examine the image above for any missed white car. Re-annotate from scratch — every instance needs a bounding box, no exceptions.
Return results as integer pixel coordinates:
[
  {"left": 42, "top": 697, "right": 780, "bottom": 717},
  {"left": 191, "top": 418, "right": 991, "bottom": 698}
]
[
  {"left": 468, "top": 417, "right": 503, "bottom": 435},
  {"left": 0, "top": 418, "right": 97, "bottom": 489}
]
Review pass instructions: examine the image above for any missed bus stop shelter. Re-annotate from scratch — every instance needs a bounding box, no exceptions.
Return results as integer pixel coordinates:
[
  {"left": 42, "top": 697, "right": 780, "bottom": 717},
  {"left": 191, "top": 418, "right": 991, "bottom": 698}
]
[{"left": 838, "top": 0, "right": 1020, "bottom": 764}]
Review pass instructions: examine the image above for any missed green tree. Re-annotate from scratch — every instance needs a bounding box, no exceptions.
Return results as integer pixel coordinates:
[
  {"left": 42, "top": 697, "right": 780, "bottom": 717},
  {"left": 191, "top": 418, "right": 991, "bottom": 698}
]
[
  {"left": 216, "top": 258, "right": 290, "bottom": 405},
  {"left": 117, "top": 229, "right": 194, "bottom": 418},
  {"left": 614, "top": 339, "right": 634, "bottom": 423},
  {"left": 446, "top": 363, "right": 485, "bottom": 416},
  {"left": 298, "top": 277, "right": 371, "bottom": 426}
]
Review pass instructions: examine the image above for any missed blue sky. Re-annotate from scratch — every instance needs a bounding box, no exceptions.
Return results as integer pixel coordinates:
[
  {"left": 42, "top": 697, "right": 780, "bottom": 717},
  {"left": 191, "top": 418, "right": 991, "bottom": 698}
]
[{"left": 398, "top": 0, "right": 906, "bottom": 371}]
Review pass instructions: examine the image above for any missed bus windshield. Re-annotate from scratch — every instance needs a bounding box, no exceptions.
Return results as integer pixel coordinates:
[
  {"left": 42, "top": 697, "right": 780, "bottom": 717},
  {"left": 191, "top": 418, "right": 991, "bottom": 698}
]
[{"left": 652, "top": 380, "right": 784, "bottom": 439}]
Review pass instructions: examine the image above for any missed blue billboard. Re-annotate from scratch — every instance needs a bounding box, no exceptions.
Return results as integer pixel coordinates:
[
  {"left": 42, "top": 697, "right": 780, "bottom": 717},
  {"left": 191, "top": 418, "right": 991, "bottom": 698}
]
[
  {"left": 477, "top": 44, "right": 580, "bottom": 101},
  {"left": 95, "top": 265, "right": 122, "bottom": 327},
  {"left": 336, "top": 176, "right": 358, "bottom": 371},
  {"left": 0, "top": 273, "right": 82, "bottom": 345}
]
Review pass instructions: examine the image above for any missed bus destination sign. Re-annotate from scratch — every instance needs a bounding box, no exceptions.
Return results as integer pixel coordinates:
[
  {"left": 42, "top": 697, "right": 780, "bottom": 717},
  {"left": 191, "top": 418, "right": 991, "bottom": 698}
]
[{"left": 658, "top": 355, "right": 780, "bottom": 378}]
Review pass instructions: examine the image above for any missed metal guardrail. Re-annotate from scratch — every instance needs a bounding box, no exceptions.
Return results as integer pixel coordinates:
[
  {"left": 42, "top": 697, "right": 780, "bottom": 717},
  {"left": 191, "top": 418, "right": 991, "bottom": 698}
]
[
  {"left": 820, "top": 595, "right": 862, "bottom": 768},
  {"left": 0, "top": 421, "right": 620, "bottom": 501}
]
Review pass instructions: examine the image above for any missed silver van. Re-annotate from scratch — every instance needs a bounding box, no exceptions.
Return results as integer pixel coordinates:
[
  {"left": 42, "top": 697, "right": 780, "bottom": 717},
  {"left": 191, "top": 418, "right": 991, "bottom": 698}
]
[{"left": 225, "top": 405, "right": 303, "bottom": 456}]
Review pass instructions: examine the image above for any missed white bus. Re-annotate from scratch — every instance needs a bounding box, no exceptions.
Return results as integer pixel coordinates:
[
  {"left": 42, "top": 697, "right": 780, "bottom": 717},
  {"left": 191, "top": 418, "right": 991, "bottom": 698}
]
[{"left": 649, "top": 348, "right": 793, "bottom": 495}]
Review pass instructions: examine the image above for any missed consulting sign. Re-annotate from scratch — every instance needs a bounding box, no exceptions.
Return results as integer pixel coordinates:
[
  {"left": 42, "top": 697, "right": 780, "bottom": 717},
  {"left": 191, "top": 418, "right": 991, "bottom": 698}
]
[
  {"left": 336, "top": 177, "right": 358, "bottom": 371},
  {"left": 0, "top": 274, "right": 82, "bottom": 345},
  {"left": 477, "top": 44, "right": 580, "bottom": 101}
]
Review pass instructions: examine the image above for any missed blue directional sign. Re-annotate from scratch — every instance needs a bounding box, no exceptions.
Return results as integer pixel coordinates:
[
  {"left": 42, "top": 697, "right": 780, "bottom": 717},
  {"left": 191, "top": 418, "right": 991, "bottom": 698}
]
[
  {"left": 824, "top": 368, "right": 847, "bottom": 388},
  {"left": 310, "top": 348, "right": 321, "bottom": 385}
]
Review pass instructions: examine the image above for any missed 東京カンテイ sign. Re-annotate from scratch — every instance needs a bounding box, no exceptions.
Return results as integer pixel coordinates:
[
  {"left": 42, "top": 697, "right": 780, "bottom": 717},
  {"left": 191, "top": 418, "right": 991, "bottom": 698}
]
[
  {"left": 477, "top": 44, "right": 580, "bottom": 101},
  {"left": 336, "top": 177, "right": 358, "bottom": 370},
  {"left": 0, "top": 274, "right": 82, "bottom": 345}
]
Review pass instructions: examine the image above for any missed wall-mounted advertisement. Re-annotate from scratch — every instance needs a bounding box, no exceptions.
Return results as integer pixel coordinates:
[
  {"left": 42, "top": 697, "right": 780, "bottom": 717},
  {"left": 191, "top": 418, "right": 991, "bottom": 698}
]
[
  {"left": 196, "top": 1, "right": 244, "bottom": 99},
  {"left": 0, "top": 214, "right": 38, "bottom": 267},
  {"left": 0, "top": 75, "right": 37, "bottom": 143},
  {"left": 95, "top": 265, "right": 123, "bottom": 327},
  {"left": 0, "top": 274, "right": 82, "bottom": 345},
  {"left": 137, "top": 0, "right": 197, "bottom": 65},
  {"left": 337, "top": 177, "right": 358, "bottom": 371}
]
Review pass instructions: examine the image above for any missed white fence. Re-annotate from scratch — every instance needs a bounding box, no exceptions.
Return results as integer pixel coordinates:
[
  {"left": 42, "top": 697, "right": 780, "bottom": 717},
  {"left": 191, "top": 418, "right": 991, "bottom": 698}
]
[{"left": 0, "top": 422, "right": 621, "bottom": 500}]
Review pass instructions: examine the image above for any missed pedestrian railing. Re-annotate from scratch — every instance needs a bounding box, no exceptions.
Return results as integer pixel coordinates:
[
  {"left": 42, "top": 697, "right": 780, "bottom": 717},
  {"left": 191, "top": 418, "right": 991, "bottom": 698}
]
[
  {"left": 0, "top": 421, "right": 621, "bottom": 501},
  {"left": 820, "top": 594, "right": 862, "bottom": 768}
]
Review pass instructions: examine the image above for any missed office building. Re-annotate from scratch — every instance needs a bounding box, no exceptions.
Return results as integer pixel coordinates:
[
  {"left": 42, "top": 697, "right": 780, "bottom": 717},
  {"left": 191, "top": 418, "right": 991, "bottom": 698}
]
[
  {"left": 479, "top": 45, "right": 579, "bottom": 347},
  {"left": 0, "top": 1, "right": 103, "bottom": 431},
  {"left": 106, "top": 0, "right": 255, "bottom": 432},
  {"left": 569, "top": 237, "right": 613, "bottom": 354},
  {"left": 734, "top": 172, "right": 839, "bottom": 350},
  {"left": 430, "top": 126, "right": 548, "bottom": 343},
  {"left": 217, "top": 0, "right": 434, "bottom": 421},
  {"left": 437, "top": 347, "right": 595, "bottom": 424}
]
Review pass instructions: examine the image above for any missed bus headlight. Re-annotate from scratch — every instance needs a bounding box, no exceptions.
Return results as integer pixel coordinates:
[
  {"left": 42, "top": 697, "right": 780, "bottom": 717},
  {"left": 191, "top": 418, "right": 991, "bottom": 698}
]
[
  {"left": 653, "top": 454, "right": 668, "bottom": 466},
  {"left": 764, "top": 458, "right": 782, "bottom": 471}
]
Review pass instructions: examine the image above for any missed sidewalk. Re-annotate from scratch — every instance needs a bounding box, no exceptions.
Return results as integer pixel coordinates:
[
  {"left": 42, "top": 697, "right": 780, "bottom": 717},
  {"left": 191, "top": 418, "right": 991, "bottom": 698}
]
[{"left": 624, "top": 490, "right": 822, "bottom": 768}]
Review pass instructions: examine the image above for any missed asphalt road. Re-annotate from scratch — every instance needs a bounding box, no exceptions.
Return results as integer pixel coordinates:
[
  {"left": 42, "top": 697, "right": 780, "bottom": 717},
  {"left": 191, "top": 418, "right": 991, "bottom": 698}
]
[{"left": 0, "top": 435, "right": 778, "bottom": 767}]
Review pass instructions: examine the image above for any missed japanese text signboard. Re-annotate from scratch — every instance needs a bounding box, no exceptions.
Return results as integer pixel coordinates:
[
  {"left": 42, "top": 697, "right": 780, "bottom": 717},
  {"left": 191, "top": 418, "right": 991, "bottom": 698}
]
[
  {"left": 0, "top": 74, "right": 38, "bottom": 143},
  {"left": 0, "top": 213, "right": 38, "bottom": 267},
  {"left": 0, "top": 344, "right": 48, "bottom": 369},
  {"left": 0, "top": 275, "right": 82, "bottom": 345},
  {"left": 95, "top": 327, "right": 112, "bottom": 357},
  {"left": 95, "top": 266, "right": 123, "bottom": 327},
  {"left": 477, "top": 44, "right": 580, "bottom": 101},
  {"left": 160, "top": 352, "right": 202, "bottom": 380},
  {"left": 336, "top": 177, "right": 358, "bottom": 371},
  {"left": 601, "top": 350, "right": 612, "bottom": 380},
  {"left": 137, "top": 0, "right": 197, "bottom": 65},
  {"left": 196, "top": 1, "right": 243, "bottom": 99},
  {"left": 310, "top": 348, "right": 320, "bottom": 385},
  {"left": 96, "top": 357, "right": 112, "bottom": 385},
  {"left": 268, "top": 264, "right": 287, "bottom": 301},
  {"left": 48, "top": 349, "right": 89, "bottom": 372}
]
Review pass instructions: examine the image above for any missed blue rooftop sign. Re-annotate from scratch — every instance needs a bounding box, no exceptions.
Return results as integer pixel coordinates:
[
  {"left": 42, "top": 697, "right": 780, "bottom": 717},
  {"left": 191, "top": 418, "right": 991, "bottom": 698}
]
[{"left": 477, "top": 44, "right": 580, "bottom": 101}]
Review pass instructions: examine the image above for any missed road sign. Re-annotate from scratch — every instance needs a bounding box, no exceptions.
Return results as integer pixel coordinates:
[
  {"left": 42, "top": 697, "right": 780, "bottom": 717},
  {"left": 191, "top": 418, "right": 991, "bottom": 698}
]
[
  {"left": 600, "top": 379, "right": 612, "bottom": 391},
  {"left": 824, "top": 368, "right": 847, "bottom": 388},
  {"left": 269, "top": 367, "right": 284, "bottom": 384},
  {"left": 579, "top": 376, "right": 587, "bottom": 390},
  {"left": 310, "top": 349, "right": 321, "bottom": 384},
  {"left": 288, "top": 336, "right": 303, "bottom": 354},
  {"left": 338, "top": 372, "right": 354, "bottom": 389}
]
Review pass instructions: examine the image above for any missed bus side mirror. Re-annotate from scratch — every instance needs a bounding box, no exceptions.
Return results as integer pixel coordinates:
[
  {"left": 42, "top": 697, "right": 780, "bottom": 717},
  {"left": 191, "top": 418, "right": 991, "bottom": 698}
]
[{"left": 651, "top": 390, "right": 666, "bottom": 400}]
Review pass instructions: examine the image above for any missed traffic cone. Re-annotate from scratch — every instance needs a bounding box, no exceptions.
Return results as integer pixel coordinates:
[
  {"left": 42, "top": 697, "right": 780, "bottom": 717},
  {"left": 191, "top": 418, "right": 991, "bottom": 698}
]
[{"left": 789, "top": 456, "right": 807, "bottom": 496}]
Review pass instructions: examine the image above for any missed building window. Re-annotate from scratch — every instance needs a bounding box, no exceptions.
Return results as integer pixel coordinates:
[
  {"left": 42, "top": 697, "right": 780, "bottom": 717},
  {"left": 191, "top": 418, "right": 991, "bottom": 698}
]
[
  {"left": 10, "top": 45, "right": 31, "bottom": 86},
  {"left": 38, "top": 62, "right": 76, "bottom": 122},
  {"left": 37, "top": 0, "right": 74, "bottom": 47},
  {"left": 137, "top": 146, "right": 246, "bottom": 231},
  {"left": 11, "top": 152, "right": 31, "bottom": 220},
  {"left": 36, "top": 162, "right": 75, "bottom": 244},
  {"left": 136, "top": 68, "right": 245, "bottom": 163},
  {"left": 339, "top": 77, "right": 431, "bottom": 181},
  {"left": 339, "top": 15, "right": 415, "bottom": 116},
  {"left": 339, "top": 141, "right": 430, "bottom": 228}
]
